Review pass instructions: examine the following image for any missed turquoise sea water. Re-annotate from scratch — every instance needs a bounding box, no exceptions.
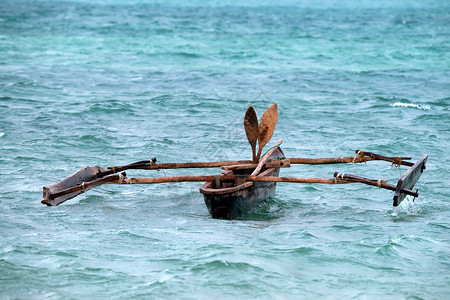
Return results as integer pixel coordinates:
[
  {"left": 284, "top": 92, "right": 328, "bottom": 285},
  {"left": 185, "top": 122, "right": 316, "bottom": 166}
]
[{"left": 1, "top": 0, "right": 449, "bottom": 298}]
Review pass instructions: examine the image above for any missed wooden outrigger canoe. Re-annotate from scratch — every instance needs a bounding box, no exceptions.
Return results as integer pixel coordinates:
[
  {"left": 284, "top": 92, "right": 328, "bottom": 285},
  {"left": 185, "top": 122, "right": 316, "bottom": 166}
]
[
  {"left": 41, "top": 103, "right": 428, "bottom": 220},
  {"left": 200, "top": 147, "right": 285, "bottom": 219}
]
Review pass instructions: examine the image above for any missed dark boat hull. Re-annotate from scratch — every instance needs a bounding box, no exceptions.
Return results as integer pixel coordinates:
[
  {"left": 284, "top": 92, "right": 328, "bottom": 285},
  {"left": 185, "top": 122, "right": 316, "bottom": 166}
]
[
  {"left": 200, "top": 147, "right": 284, "bottom": 219},
  {"left": 202, "top": 168, "right": 279, "bottom": 219}
]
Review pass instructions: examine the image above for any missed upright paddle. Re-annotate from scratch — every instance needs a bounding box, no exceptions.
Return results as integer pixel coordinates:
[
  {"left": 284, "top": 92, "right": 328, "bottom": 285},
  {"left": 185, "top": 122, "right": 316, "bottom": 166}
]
[
  {"left": 244, "top": 106, "right": 259, "bottom": 163},
  {"left": 255, "top": 103, "right": 278, "bottom": 162}
]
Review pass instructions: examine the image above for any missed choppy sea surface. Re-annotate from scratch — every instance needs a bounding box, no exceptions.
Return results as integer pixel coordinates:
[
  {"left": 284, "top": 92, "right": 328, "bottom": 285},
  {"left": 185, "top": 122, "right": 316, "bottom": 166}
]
[{"left": 1, "top": 0, "right": 449, "bottom": 299}]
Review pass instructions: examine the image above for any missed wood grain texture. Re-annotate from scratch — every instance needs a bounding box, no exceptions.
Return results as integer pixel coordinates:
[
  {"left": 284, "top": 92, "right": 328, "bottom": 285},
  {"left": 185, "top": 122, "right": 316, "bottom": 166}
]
[
  {"left": 244, "top": 105, "right": 259, "bottom": 163},
  {"left": 256, "top": 103, "right": 278, "bottom": 162}
]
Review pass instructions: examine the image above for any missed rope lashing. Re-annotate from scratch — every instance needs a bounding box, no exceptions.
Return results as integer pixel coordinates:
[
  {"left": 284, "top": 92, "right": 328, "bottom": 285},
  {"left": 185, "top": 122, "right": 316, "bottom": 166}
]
[
  {"left": 392, "top": 157, "right": 402, "bottom": 168},
  {"left": 335, "top": 173, "right": 345, "bottom": 184},
  {"left": 377, "top": 179, "right": 387, "bottom": 188},
  {"left": 157, "top": 167, "right": 166, "bottom": 176},
  {"left": 118, "top": 173, "right": 126, "bottom": 184},
  {"left": 353, "top": 150, "right": 366, "bottom": 164},
  {"left": 391, "top": 156, "right": 403, "bottom": 176}
]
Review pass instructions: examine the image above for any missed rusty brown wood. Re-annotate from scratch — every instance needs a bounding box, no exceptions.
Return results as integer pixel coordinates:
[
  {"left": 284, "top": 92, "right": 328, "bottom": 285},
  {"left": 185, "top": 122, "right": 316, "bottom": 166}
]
[
  {"left": 244, "top": 105, "right": 259, "bottom": 163},
  {"left": 106, "top": 156, "right": 373, "bottom": 174},
  {"left": 246, "top": 176, "right": 348, "bottom": 184},
  {"left": 113, "top": 175, "right": 349, "bottom": 185},
  {"left": 115, "top": 160, "right": 253, "bottom": 172},
  {"left": 290, "top": 156, "right": 376, "bottom": 164},
  {"left": 354, "top": 150, "right": 414, "bottom": 167},
  {"left": 334, "top": 172, "right": 418, "bottom": 197},
  {"left": 221, "top": 158, "right": 290, "bottom": 171},
  {"left": 103, "top": 152, "right": 406, "bottom": 176},
  {"left": 256, "top": 103, "right": 278, "bottom": 162},
  {"left": 47, "top": 171, "right": 425, "bottom": 207}
]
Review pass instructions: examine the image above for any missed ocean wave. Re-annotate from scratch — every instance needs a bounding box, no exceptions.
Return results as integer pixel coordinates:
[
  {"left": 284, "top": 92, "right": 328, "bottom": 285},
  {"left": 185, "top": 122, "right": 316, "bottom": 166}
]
[
  {"left": 190, "top": 259, "right": 264, "bottom": 272},
  {"left": 392, "top": 102, "right": 431, "bottom": 110},
  {"left": 374, "top": 239, "right": 404, "bottom": 256},
  {"left": 116, "top": 230, "right": 161, "bottom": 243}
]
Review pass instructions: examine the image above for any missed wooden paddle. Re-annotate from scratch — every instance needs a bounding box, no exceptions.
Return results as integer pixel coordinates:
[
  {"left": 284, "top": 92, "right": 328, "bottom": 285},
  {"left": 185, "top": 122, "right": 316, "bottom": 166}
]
[
  {"left": 244, "top": 106, "right": 259, "bottom": 163},
  {"left": 255, "top": 103, "right": 278, "bottom": 162}
]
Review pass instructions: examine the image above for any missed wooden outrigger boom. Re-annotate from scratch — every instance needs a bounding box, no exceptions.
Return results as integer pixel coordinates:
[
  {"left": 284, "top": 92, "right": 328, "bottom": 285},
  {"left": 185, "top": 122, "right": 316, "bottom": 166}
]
[
  {"left": 41, "top": 152, "right": 425, "bottom": 207},
  {"left": 42, "top": 104, "right": 428, "bottom": 219}
]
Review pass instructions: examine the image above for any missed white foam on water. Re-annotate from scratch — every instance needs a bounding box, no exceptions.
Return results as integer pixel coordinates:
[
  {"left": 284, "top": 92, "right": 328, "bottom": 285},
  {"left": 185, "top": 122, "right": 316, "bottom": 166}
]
[
  {"left": 0, "top": 132, "right": 5, "bottom": 137},
  {"left": 390, "top": 196, "right": 419, "bottom": 217},
  {"left": 393, "top": 102, "right": 431, "bottom": 110}
]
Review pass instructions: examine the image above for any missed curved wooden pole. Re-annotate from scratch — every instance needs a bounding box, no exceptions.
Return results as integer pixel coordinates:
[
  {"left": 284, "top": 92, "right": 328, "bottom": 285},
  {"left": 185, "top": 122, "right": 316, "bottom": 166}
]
[{"left": 251, "top": 139, "right": 282, "bottom": 176}]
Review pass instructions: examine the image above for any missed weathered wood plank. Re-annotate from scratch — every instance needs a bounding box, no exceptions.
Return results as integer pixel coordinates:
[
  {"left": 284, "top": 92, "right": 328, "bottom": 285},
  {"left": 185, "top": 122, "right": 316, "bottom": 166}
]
[
  {"left": 393, "top": 154, "right": 428, "bottom": 206},
  {"left": 42, "top": 166, "right": 108, "bottom": 206}
]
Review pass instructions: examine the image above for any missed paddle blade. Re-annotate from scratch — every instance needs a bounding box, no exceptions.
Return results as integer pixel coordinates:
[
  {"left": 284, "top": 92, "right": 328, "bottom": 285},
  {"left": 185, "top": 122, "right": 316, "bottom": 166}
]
[
  {"left": 256, "top": 103, "right": 278, "bottom": 161},
  {"left": 244, "top": 105, "right": 258, "bottom": 162}
]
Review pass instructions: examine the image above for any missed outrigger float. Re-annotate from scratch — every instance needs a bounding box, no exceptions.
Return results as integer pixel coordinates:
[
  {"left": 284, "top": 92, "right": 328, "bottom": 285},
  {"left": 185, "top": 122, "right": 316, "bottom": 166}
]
[{"left": 42, "top": 104, "right": 428, "bottom": 219}]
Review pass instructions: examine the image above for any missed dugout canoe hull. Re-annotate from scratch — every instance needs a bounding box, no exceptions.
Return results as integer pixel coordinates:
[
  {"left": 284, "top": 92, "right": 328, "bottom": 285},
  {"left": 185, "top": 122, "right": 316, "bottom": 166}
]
[{"left": 199, "top": 147, "right": 284, "bottom": 219}]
